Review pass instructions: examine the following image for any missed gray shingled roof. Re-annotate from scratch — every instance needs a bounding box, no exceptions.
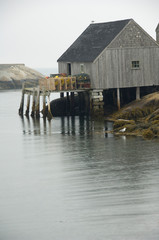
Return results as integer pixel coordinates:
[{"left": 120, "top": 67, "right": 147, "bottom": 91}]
[{"left": 57, "top": 19, "right": 131, "bottom": 62}]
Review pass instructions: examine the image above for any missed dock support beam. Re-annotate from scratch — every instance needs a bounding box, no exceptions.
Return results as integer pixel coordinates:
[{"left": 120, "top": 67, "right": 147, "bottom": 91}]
[
  {"left": 25, "top": 93, "right": 30, "bottom": 117},
  {"left": 136, "top": 87, "right": 140, "bottom": 100},
  {"left": 60, "top": 92, "right": 64, "bottom": 98},
  {"left": 66, "top": 92, "right": 70, "bottom": 115},
  {"left": 43, "top": 91, "right": 47, "bottom": 118},
  {"left": 35, "top": 86, "right": 40, "bottom": 118},
  {"left": 18, "top": 82, "right": 25, "bottom": 116},
  {"left": 117, "top": 88, "right": 120, "bottom": 110},
  {"left": 47, "top": 94, "right": 53, "bottom": 120},
  {"left": 70, "top": 92, "right": 75, "bottom": 115},
  {"left": 31, "top": 88, "right": 36, "bottom": 117}
]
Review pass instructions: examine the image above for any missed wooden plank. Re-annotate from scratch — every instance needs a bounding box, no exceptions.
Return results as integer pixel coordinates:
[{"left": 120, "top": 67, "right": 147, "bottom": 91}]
[{"left": 39, "top": 76, "right": 77, "bottom": 92}]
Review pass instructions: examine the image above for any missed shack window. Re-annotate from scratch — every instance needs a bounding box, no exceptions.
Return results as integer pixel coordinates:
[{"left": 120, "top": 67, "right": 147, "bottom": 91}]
[
  {"left": 132, "top": 61, "right": 140, "bottom": 69},
  {"left": 80, "top": 64, "right": 84, "bottom": 73}
]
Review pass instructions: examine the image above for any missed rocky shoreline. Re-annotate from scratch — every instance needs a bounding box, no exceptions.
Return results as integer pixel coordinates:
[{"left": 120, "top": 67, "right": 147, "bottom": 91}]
[{"left": 107, "top": 92, "right": 159, "bottom": 139}]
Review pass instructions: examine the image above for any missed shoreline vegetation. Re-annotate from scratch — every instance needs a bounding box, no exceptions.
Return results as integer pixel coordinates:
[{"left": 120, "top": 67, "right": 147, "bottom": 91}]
[{"left": 105, "top": 92, "right": 159, "bottom": 139}]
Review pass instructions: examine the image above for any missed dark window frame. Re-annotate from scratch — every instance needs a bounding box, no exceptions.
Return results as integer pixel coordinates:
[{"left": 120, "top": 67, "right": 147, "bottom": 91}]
[{"left": 132, "top": 61, "right": 140, "bottom": 69}]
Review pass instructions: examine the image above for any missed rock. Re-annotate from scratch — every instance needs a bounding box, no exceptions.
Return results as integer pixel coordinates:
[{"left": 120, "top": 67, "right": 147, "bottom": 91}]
[
  {"left": 111, "top": 91, "right": 159, "bottom": 139},
  {"left": 0, "top": 64, "right": 44, "bottom": 89}
]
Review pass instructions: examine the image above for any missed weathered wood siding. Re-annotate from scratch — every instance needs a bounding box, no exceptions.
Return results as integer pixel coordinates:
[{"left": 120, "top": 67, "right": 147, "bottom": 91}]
[
  {"left": 58, "top": 62, "right": 93, "bottom": 77},
  {"left": 108, "top": 20, "right": 157, "bottom": 49},
  {"left": 92, "top": 20, "right": 159, "bottom": 89},
  {"left": 58, "top": 20, "right": 159, "bottom": 90},
  {"left": 93, "top": 47, "right": 159, "bottom": 89},
  {"left": 58, "top": 62, "right": 67, "bottom": 74}
]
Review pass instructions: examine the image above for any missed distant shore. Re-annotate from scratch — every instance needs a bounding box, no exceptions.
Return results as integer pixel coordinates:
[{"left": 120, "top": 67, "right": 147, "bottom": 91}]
[{"left": 0, "top": 64, "right": 44, "bottom": 90}]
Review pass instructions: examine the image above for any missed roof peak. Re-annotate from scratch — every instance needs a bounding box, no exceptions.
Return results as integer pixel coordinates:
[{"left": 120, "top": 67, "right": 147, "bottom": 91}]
[
  {"left": 57, "top": 19, "right": 131, "bottom": 62},
  {"left": 90, "top": 18, "right": 132, "bottom": 25}
]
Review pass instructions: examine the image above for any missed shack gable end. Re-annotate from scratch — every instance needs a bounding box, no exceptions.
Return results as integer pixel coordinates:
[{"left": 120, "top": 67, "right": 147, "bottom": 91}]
[
  {"left": 93, "top": 47, "right": 159, "bottom": 89},
  {"left": 107, "top": 20, "right": 158, "bottom": 49}
]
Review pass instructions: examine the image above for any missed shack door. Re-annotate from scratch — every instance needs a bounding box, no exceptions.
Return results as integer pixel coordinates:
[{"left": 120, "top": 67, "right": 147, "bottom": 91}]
[{"left": 67, "top": 63, "right": 71, "bottom": 75}]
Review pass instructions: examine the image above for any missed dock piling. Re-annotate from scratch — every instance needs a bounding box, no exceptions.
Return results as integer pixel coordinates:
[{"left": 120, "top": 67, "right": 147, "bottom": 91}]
[
  {"left": 117, "top": 88, "right": 121, "bottom": 110},
  {"left": 25, "top": 93, "right": 30, "bottom": 117},
  {"left": 47, "top": 94, "right": 53, "bottom": 120},
  {"left": 35, "top": 86, "right": 40, "bottom": 118},
  {"left": 31, "top": 88, "right": 36, "bottom": 117},
  {"left": 18, "top": 82, "right": 25, "bottom": 116},
  {"left": 42, "top": 91, "right": 47, "bottom": 118}
]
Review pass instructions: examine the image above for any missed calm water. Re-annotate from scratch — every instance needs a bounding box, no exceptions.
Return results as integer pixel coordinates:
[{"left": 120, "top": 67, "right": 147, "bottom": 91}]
[{"left": 0, "top": 90, "right": 159, "bottom": 240}]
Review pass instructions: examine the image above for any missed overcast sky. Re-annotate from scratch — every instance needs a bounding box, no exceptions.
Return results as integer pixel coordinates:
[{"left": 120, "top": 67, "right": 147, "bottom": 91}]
[{"left": 0, "top": 0, "right": 159, "bottom": 70}]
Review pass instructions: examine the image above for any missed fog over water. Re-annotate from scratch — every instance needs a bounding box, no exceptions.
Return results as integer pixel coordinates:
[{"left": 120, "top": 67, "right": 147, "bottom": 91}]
[{"left": 0, "top": 90, "right": 159, "bottom": 240}]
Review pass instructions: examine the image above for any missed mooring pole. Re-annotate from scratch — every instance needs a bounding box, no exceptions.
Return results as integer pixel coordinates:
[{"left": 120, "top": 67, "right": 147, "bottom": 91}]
[
  {"left": 47, "top": 94, "right": 52, "bottom": 120},
  {"left": 117, "top": 88, "right": 120, "bottom": 110},
  {"left": 136, "top": 87, "right": 140, "bottom": 100},
  {"left": 25, "top": 93, "right": 30, "bottom": 117},
  {"left": 18, "top": 82, "right": 25, "bottom": 116},
  {"left": 66, "top": 92, "right": 70, "bottom": 115},
  {"left": 31, "top": 88, "right": 36, "bottom": 117},
  {"left": 70, "top": 92, "right": 75, "bottom": 115},
  {"left": 43, "top": 91, "right": 47, "bottom": 118},
  {"left": 60, "top": 92, "right": 64, "bottom": 98},
  {"left": 35, "top": 86, "right": 40, "bottom": 118}
]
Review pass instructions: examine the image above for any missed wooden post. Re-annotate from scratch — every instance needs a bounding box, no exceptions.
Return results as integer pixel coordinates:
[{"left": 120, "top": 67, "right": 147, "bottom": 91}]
[
  {"left": 43, "top": 91, "right": 47, "bottom": 118},
  {"left": 113, "top": 89, "right": 116, "bottom": 105},
  {"left": 74, "top": 77, "right": 77, "bottom": 89},
  {"left": 60, "top": 92, "right": 64, "bottom": 98},
  {"left": 18, "top": 82, "right": 25, "bottom": 116},
  {"left": 78, "top": 92, "right": 83, "bottom": 114},
  {"left": 25, "top": 93, "right": 30, "bottom": 117},
  {"left": 35, "top": 86, "right": 40, "bottom": 118},
  {"left": 136, "top": 87, "right": 140, "bottom": 100},
  {"left": 117, "top": 88, "right": 120, "bottom": 110},
  {"left": 47, "top": 94, "right": 53, "bottom": 120},
  {"left": 58, "top": 79, "right": 61, "bottom": 91},
  {"left": 89, "top": 91, "right": 93, "bottom": 113},
  {"left": 70, "top": 78, "right": 73, "bottom": 90},
  {"left": 70, "top": 92, "right": 75, "bottom": 115},
  {"left": 31, "top": 88, "right": 36, "bottom": 117},
  {"left": 64, "top": 78, "right": 67, "bottom": 90},
  {"left": 66, "top": 92, "right": 70, "bottom": 115}
]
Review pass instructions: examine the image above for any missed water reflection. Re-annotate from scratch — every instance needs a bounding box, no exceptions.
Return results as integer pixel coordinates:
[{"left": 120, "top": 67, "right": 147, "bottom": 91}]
[
  {"left": 20, "top": 115, "right": 114, "bottom": 137},
  {"left": 1, "top": 90, "right": 159, "bottom": 240}
]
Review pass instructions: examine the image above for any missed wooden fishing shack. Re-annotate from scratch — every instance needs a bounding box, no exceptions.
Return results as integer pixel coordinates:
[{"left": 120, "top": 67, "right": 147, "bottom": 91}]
[{"left": 57, "top": 19, "right": 159, "bottom": 110}]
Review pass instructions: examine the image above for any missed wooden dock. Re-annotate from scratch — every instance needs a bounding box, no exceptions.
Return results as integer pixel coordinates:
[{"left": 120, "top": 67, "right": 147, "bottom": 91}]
[{"left": 18, "top": 76, "right": 91, "bottom": 119}]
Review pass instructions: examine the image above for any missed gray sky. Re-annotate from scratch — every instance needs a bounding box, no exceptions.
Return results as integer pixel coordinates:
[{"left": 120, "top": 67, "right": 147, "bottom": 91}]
[{"left": 0, "top": 0, "right": 159, "bottom": 69}]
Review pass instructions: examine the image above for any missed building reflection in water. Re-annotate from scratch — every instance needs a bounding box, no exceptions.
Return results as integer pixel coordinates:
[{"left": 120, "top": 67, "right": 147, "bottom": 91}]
[{"left": 20, "top": 115, "right": 113, "bottom": 137}]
